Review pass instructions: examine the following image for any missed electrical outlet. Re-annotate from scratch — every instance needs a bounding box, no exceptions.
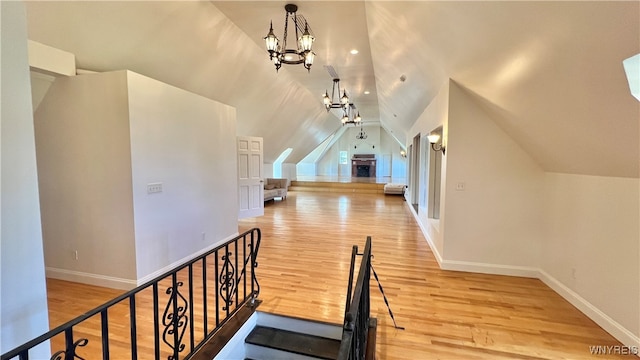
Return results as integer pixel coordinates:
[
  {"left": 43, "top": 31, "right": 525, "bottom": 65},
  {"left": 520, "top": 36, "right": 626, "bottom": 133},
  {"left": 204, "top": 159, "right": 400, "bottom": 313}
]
[
  {"left": 201, "top": 232, "right": 206, "bottom": 241},
  {"left": 147, "top": 183, "right": 163, "bottom": 194},
  {"left": 571, "top": 268, "right": 576, "bottom": 279},
  {"left": 456, "top": 182, "right": 466, "bottom": 191}
]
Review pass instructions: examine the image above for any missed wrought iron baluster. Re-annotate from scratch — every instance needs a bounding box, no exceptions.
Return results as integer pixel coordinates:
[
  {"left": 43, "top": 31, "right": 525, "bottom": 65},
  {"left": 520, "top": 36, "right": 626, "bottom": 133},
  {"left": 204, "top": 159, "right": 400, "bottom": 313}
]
[
  {"left": 234, "top": 240, "right": 239, "bottom": 309},
  {"left": 129, "top": 294, "right": 138, "bottom": 360},
  {"left": 250, "top": 232, "right": 255, "bottom": 302},
  {"left": 162, "top": 275, "right": 188, "bottom": 360},
  {"left": 202, "top": 256, "right": 208, "bottom": 337},
  {"left": 250, "top": 230, "right": 261, "bottom": 304},
  {"left": 1, "top": 228, "right": 262, "bottom": 360},
  {"left": 215, "top": 249, "right": 219, "bottom": 326},
  {"left": 153, "top": 283, "right": 160, "bottom": 360},
  {"left": 242, "top": 235, "right": 247, "bottom": 300},
  {"left": 49, "top": 327, "right": 88, "bottom": 360},
  {"left": 100, "top": 310, "right": 109, "bottom": 360},
  {"left": 188, "top": 264, "right": 195, "bottom": 352},
  {"left": 219, "top": 244, "right": 235, "bottom": 316}
]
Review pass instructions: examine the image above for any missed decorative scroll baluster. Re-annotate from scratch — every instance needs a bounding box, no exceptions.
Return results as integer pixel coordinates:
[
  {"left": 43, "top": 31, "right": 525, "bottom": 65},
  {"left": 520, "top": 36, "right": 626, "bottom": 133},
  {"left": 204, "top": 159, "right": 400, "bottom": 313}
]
[
  {"left": 50, "top": 338, "right": 89, "bottom": 360},
  {"left": 219, "top": 250, "right": 236, "bottom": 312},
  {"left": 162, "top": 282, "right": 188, "bottom": 360},
  {"left": 250, "top": 236, "right": 261, "bottom": 304},
  {"left": 1, "top": 228, "right": 261, "bottom": 360}
]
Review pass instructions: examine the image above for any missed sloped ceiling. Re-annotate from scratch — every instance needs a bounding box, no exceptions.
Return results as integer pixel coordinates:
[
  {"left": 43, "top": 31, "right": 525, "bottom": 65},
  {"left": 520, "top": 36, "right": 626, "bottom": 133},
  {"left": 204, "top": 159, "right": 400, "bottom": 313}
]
[{"left": 24, "top": 1, "right": 639, "bottom": 177}]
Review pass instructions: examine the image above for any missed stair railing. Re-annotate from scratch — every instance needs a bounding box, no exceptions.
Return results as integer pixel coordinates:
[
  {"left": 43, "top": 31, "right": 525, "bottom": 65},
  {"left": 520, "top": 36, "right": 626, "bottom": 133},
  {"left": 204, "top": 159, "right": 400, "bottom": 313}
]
[
  {"left": 337, "top": 236, "right": 372, "bottom": 360},
  {"left": 1, "top": 228, "right": 261, "bottom": 360}
]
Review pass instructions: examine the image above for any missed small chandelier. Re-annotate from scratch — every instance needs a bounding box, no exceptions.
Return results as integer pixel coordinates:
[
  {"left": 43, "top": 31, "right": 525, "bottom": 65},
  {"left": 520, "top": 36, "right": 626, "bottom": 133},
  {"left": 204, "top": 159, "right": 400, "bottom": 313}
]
[
  {"left": 323, "top": 78, "right": 350, "bottom": 111},
  {"left": 264, "top": 4, "right": 315, "bottom": 72},
  {"left": 341, "top": 105, "right": 362, "bottom": 126},
  {"left": 356, "top": 125, "right": 368, "bottom": 140}
]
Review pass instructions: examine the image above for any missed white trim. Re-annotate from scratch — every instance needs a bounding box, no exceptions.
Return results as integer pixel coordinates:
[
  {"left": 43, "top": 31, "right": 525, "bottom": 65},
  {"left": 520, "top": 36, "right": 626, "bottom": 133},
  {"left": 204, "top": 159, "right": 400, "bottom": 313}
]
[
  {"left": 47, "top": 233, "right": 242, "bottom": 291},
  {"left": 46, "top": 268, "right": 137, "bottom": 290},
  {"left": 408, "top": 206, "right": 639, "bottom": 352},
  {"left": 136, "top": 232, "right": 240, "bottom": 285},
  {"left": 538, "top": 270, "right": 640, "bottom": 351},
  {"left": 406, "top": 201, "right": 443, "bottom": 266},
  {"left": 441, "top": 260, "right": 539, "bottom": 278}
]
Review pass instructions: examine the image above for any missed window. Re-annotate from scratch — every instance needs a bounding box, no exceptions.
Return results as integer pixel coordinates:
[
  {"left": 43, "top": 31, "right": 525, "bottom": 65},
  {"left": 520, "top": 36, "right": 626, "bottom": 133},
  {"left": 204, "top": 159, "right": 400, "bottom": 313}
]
[{"left": 339, "top": 150, "right": 348, "bottom": 165}]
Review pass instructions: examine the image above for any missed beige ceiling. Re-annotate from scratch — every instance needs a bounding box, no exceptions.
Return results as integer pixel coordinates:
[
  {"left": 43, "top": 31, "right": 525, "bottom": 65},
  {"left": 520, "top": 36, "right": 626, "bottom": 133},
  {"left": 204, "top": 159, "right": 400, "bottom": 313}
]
[{"left": 24, "top": 1, "right": 639, "bottom": 177}]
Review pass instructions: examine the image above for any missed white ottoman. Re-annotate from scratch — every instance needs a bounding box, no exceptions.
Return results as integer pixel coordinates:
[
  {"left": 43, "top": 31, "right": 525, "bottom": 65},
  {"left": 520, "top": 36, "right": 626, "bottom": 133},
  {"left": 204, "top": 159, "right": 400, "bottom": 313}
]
[{"left": 384, "top": 183, "right": 406, "bottom": 195}]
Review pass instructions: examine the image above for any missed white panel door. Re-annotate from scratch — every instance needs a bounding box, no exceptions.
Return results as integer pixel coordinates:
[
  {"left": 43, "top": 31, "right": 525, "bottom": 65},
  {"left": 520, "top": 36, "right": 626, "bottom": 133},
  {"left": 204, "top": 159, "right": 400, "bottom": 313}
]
[{"left": 238, "top": 136, "right": 264, "bottom": 219}]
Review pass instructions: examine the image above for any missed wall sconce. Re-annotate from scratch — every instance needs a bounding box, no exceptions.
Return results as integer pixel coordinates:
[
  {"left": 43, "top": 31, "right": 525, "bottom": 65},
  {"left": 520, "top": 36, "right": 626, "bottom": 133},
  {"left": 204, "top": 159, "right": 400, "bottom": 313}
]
[
  {"left": 400, "top": 150, "right": 407, "bottom": 158},
  {"left": 427, "top": 133, "right": 445, "bottom": 155}
]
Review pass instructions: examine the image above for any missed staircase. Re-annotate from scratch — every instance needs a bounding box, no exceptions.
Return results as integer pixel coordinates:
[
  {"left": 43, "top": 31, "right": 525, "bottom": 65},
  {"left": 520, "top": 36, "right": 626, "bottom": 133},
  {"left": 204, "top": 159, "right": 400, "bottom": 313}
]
[
  {"left": 214, "top": 311, "right": 343, "bottom": 360},
  {"left": 289, "top": 181, "right": 385, "bottom": 194}
]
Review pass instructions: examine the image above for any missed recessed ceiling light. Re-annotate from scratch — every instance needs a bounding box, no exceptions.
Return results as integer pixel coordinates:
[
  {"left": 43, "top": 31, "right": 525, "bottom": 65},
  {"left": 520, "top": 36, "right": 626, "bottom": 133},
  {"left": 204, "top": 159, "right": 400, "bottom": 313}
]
[
  {"left": 364, "top": 91, "right": 370, "bottom": 95},
  {"left": 350, "top": 49, "right": 359, "bottom": 55}
]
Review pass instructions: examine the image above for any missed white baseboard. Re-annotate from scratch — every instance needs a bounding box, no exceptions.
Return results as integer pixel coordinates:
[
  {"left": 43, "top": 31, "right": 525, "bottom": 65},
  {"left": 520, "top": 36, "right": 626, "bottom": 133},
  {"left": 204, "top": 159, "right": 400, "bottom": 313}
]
[
  {"left": 441, "top": 259, "right": 539, "bottom": 278},
  {"left": 46, "top": 267, "right": 137, "bottom": 290},
  {"left": 406, "top": 201, "right": 444, "bottom": 266},
  {"left": 407, "top": 203, "right": 639, "bottom": 352},
  {"left": 136, "top": 232, "right": 240, "bottom": 286},
  {"left": 46, "top": 232, "right": 242, "bottom": 291},
  {"left": 538, "top": 270, "right": 640, "bottom": 351}
]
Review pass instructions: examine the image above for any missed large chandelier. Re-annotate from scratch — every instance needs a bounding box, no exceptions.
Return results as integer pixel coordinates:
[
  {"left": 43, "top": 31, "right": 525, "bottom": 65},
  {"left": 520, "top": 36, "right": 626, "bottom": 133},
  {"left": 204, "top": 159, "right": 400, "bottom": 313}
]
[
  {"left": 264, "top": 4, "right": 315, "bottom": 72},
  {"left": 341, "top": 105, "right": 362, "bottom": 126},
  {"left": 323, "top": 78, "right": 350, "bottom": 111}
]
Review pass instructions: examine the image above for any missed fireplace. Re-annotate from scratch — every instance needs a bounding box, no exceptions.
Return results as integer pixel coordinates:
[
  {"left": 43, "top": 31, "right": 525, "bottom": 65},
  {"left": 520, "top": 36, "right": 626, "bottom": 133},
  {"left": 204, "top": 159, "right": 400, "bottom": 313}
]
[
  {"left": 351, "top": 154, "right": 376, "bottom": 177},
  {"left": 356, "top": 165, "right": 370, "bottom": 177}
]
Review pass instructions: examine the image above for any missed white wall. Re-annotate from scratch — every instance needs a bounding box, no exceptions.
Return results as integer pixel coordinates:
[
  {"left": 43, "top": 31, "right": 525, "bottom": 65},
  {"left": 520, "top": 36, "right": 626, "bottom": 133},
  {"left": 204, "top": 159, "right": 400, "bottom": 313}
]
[
  {"left": 407, "top": 79, "right": 640, "bottom": 348},
  {"left": 316, "top": 125, "right": 405, "bottom": 178},
  {"left": 35, "top": 71, "right": 138, "bottom": 289},
  {"left": 263, "top": 163, "right": 274, "bottom": 179},
  {"left": 443, "top": 81, "right": 544, "bottom": 270},
  {"left": 542, "top": 173, "right": 639, "bottom": 343},
  {"left": 281, "top": 163, "right": 297, "bottom": 181},
  {"left": 127, "top": 71, "right": 238, "bottom": 281},
  {"left": 379, "top": 129, "right": 407, "bottom": 182},
  {"left": 406, "top": 80, "right": 450, "bottom": 260},
  {"left": 296, "top": 162, "right": 316, "bottom": 177},
  {"left": 0, "top": 1, "right": 50, "bottom": 355},
  {"left": 34, "top": 69, "right": 239, "bottom": 288}
]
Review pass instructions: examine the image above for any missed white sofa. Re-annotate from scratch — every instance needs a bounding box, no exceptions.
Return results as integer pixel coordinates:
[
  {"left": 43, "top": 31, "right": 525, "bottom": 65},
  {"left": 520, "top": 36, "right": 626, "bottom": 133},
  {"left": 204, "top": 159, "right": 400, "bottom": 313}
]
[{"left": 264, "top": 178, "right": 288, "bottom": 201}]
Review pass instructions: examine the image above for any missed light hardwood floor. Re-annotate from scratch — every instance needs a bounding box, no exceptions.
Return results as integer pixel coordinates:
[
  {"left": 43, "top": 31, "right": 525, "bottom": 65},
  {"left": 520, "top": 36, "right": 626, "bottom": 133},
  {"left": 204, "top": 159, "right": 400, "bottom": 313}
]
[{"left": 46, "top": 191, "right": 630, "bottom": 359}]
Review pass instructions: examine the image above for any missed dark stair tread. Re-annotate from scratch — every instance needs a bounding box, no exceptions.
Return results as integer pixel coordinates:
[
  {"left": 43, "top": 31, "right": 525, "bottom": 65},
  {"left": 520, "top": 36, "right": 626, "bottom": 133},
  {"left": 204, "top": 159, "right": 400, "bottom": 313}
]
[{"left": 245, "top": 325, "right": 341, "bottom": 359}]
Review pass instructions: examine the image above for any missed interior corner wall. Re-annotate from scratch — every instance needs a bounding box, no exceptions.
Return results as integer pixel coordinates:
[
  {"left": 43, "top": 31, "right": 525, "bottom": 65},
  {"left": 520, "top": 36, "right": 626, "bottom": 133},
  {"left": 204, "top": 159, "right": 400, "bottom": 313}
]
[
  {"left": 34, "top": 70, "right": 138, "bottom": 288},
  {"left": 0, "top": 1, "right": 50, "bottom": 355},
  {"left": 406, "top": 80, "right": 450, "bottom": 260},
  {"left": 263, "top": 163, "right": 274, "bottom": 179},
  {"left": 281, "top": 163, "right": 297, "bottom": 181},
  {"left": 126, "top": 71, "right": 238, "bottom": 281},
  {"left": 443, "top": 81, "right": 544, "bottom": 272},
  {"left": 542, "top": 173, "right": 640, "bottom": 343}
]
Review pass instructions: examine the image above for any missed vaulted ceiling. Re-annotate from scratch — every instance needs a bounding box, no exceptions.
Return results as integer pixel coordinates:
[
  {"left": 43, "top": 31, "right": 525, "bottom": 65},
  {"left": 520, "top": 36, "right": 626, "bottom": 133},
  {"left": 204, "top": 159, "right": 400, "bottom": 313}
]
[{"left": 25, "top": 1, "right": 639, "bottom": 177}]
